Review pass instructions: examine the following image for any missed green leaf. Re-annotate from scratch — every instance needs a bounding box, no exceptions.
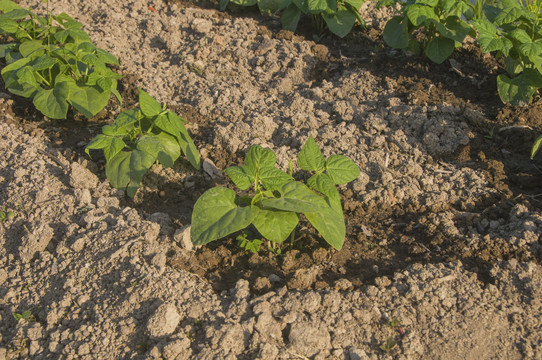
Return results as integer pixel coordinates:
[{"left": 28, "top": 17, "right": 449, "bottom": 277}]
[
  {"left": 325, "top": 154, "right": 360, "bottom": 184},
  {"left": 103, "top": 109, "right": 140, "bottom": 136},
  {"left": 415, "top": 0, "right": 438, "bottom": 7},
  {"left": 230, "top": 0, "right": 258, "bottom": 5},
  {"left": 322, "top": 9, "right": 357, "bottom": 38},
  {"left": 253, "top": 209, "right": 299, "bottom": 243},
  {"left": 0, "top": 42, "right": 15, "bottom": 58},
  {"left": 531, "top": 135, "right": 542, "bottom": 159},
  {"left": 0, "top": 0, "right": 24, "bottom": 12},
  {"left": 262, "top": 181, "right": 327, "bottom": 213},
  {"left": 519, "top": 42, "right": 542, "bottom": 64},
  {"left": 245, "top": 145, "right": 276, "bottom": 174},
  {"left": 298, "top": 135, "right": 325, "bottom": 171},
  {"left": 106, "top": 149, "right": 156, "bottom": 198},
  {"left": 510, "top": 28, "right": 532, "bottom": 43},
  {"left": 67, "top": 83, "right": 110, "bottom": 118},
  {"left": 260, "top": 167, "right": 293, "bottom": 191},
  {"left": 281, "top": 3, "right": 302, "bottom": 31},
  {"left": 177, "top": 126, "right": 201, "bottom": 170},
  {"left": 31, "top": 54, "right": 57, "bottom": 71},
  {"left": 494, "top": 6, "right": 522, "bottom": 26},
  {"left": 424, "top": 36, "right": 455, "bottom": 64},
  {"left": 437, "top": 16, "right": 472, "bottom": 42},
  {"left": 307, "top": 0, "right": 336, "bottom": 13},
  {"left": 137, "top": 133, "right": 180, "bottom": 168},
  {"left": 406, "top": 4, "right": 437, "bottom": 26},
  {"left": 33, "top": 84, "right": 70, "bottom": 119},
  {"left": 478, "top": 33, "right": 513, "bottom": 55},
  {"left": 154, "top": 113, "right": 181, "bottom": 139},
  {"left": 85, "top": 134, "right": 125, "bottom": 163},
  {"left": 191, "top": 187, "right": 260, "bottom": 245},
  {"left": 18, "top": 40, "right": 44, "bottom": 58},
  {"left": 305, "top": 202, "right": 345, "bottom": 250},
  {"left": 383, "top": 17, "right": 409, "bottom": 49},
  {"left": 224, "top": 166, "right": 253, "bottom": 190},
  {"left": 95, "top": 48, "right": 119, "bottom": 66},
  {"left": 497, "top": 73, "right": 538, "bottom": 107},
  {"left": 308, "top": 173, "right": 340, "bottom": 202},
  {"left": 0, "top": 18, "right": 18, "bottom": 33},
  {"left": 139, "top": 89, "right": 162, "bottom": 117},
  {"left": 258, "top": 0, "right": 285, "bottom": 13},
  {"left": 472, "top": 19, "right": 497, "bottom": 36}
]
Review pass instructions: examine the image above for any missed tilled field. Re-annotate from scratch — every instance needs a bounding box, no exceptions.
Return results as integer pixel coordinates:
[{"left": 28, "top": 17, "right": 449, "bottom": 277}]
[{"left": 0, "top": 0, "right": 541, "bottom": 359}]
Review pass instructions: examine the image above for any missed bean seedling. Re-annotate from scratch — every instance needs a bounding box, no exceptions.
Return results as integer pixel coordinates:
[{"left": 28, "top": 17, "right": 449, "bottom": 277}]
[
  {"left": 0, "top": 0, "right": 122, "bottom": 119},
  {"left": 86, "top": 89, "right": 200, "bottom": 197},
  {"left": 191, "top": 135, "right": 360, "bottom": 250}
]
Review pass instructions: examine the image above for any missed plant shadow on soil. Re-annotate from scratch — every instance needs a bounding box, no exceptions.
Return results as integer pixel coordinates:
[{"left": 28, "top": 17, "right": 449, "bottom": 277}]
[{"left": 2, "top": 2, "right": 542, "bottom": 294}]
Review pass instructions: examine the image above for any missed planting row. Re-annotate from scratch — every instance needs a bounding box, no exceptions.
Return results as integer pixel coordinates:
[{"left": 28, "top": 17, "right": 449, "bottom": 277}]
[{"left": 0, "top": 0, "right": 360, "bottom": 252}]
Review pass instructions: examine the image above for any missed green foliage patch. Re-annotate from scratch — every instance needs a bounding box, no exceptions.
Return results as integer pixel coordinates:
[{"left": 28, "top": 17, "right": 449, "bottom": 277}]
[
  {"left": 86, "top": 89, "right": 200, "bottom": 198},
  {"left": 0, "top": 0, "right": 121, "bottom": 119},
  {"left": 191, "top": 136, "right": 360, "bottom": 251}
]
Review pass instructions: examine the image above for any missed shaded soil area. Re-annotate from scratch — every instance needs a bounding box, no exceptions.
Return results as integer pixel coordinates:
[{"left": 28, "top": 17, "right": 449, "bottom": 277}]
[{"left": 1, "top": 0, "right": 541, "bottom": 295}]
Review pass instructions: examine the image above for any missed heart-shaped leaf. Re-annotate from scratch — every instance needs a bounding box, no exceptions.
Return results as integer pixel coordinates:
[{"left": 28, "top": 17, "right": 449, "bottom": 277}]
[
  {"left": 253, "top": 209, "right": 299, "bottom": 243},
  {"left": 191, "top": 187, "right": 260, "bottom": 245}
]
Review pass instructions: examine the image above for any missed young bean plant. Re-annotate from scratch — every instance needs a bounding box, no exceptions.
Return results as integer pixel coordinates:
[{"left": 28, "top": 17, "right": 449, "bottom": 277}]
[
  {"left": 86, "top": 89, "right": 200, "bottom": 198},
  {"left": 191, "top": 136, "right": 360, "bottom": 250},
  {"left": 377, "top": 0, "right": 475, "bottom": 64},
  {"left": 220, "top": 0, "right": 366, "bottom": 38},
  {"left": 0, "top": 0, "right": 122, "bottom": 119},
  {"left": 472, "top": 0, "right": 542, "bottom": 106}
]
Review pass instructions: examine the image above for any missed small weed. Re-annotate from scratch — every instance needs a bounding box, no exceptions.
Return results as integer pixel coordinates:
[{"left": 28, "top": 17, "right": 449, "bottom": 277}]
[
  {"left": 0, "top": 207, "right": 15, "bottom": 221},
  {"left": 237, "top": 232, "right": 263, "bottom": 254},
  {"left": 380, "top": 336, "right": 397, "bottom": 353},
  {"left": 13, "top": 310, "right": 36, "bottom": 322},
  {"left": 485, "top": 126, "right": 495, "bottom": 140}
]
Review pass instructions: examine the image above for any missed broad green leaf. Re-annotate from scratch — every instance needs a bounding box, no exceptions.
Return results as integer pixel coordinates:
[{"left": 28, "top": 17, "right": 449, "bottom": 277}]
[
  {"left": 305, "top": 203, "right": 345, "bottom": 250},
  {"left": 308, "top": 173, "right": 340, "bottom": 202},
  {"left": 96, "top": 48, "right": 120, "bottom": 66},
  {"left": 438, "top": 16, "right": 472, "bottom": 42},
  {"left": 106, "top": 149, "right": 156, "bottom": 198},
  {"left": 424, "top": 36, "right": 455, "bottom": 64},
  {"left": 85, "top": 134, "right": 125, "bottom": 163},
  {"left": 0, "top": 8, "right": 29, "bottom": 20},
  {"left": 0, "top": 18, "right": 18, "bottom": 33},
  {"left": 154, "top": 112, "right": 183, "bottom": 140},
  {"left": 262, "top": 181, "right": 327, "bottom": 213},
  {"left": 383, "top": 17, "right": 409, "bottom": 49},
  {"left": 18, "top": 40, "right": 44, "bottom": 58},
  {"left": 322, "top": 9, "right": 357, "bottom": 38},
  {"left": 298, "top": 135, "right": 325, "bottom": 171},
  {"left": 33, "top": 85, "right": 70, "bottom": 119},
  {"left": 253, "top": 209, "right": 299, "bottom": 243},
  {"left": 406, "top": 4, "right": 437, "bottom": 26},
  {"left": 478, "top": 34, "right": 513, "bottom": 55},
  {"left": 191, "top": 187, "right": 260, "bottom": 245},
  {"left": 472, "top": 18, "right": 497, "bottom": 36},
  {"left": 519, "top": 42, "right": 542, "bottom": 64},
  {"left": 531, "top": 135, "right": 542, "bottom": 159},
  {"left": 0, "top": 42, "right": 15, "bottom": 58},
  {"left": 31, "top": 54, "right": 57, "bottom": 71},
  {"left": 325, "top": 154, "right": 360, "bottom": 184},
  {"left": 497, "top": 73, "right": 537, "bottom": 106},
  {"left": 0, "top": 0, "right": 24, "bottom": 12},
  {"left": 137, "top": 133, "right": 180, "bottom": 168},
  {"left": 224, "top": 166, "right": 253, "bottom": 190},
  {"left": 415, "top": 0, "right": 438, "bottom": 7},
  {"left": 68, "top": 83, "right": 110, "bottom": 118},
  {"left": 103, "top": 109, "right": 140, "bottom": 136},
  {"left": 245, "top": 145, "right": 276, "bottom": 174},
  {"left": 139, "top": 89, "right": 162, "bottom": 117},
  {"left": 504, "top": 56, "right": 523, "bottom": 75},
  {"left": 260, "top": 167, "right": 293, "bottom": 191},
  {"left": 281, "top": 3, "right": 302, "bottom": 31},
  {"left": 494, "top": 6, "right": 522, "bottom": 26},
  {"left": 307, "top": 0, "right": 336, "bottom": 13},
  {"left": 77, "top": 42, "right": 96, "bottom": 54},
  {"left": 510, "top": 28, "right": 532, "bottom": 43}
]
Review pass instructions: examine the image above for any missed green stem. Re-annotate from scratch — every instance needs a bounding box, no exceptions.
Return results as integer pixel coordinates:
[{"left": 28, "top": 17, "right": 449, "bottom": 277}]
[{"left": 35, "top": 71, "right": 51, "bottom": 87}]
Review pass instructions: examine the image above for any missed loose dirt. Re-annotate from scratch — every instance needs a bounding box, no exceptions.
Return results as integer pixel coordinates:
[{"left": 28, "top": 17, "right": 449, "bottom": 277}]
[{"left": 0, "top": 0, "right": 541, "bottom": 359}]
